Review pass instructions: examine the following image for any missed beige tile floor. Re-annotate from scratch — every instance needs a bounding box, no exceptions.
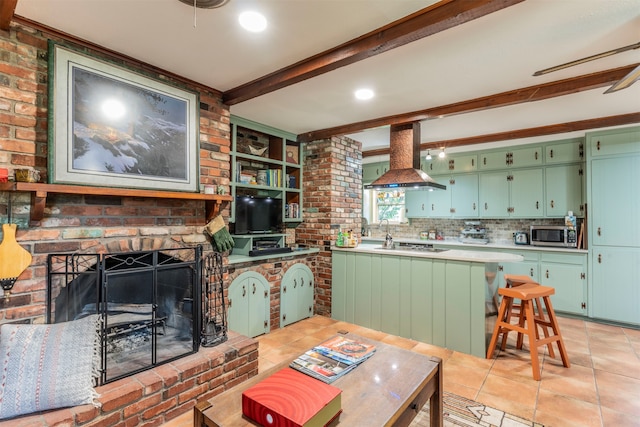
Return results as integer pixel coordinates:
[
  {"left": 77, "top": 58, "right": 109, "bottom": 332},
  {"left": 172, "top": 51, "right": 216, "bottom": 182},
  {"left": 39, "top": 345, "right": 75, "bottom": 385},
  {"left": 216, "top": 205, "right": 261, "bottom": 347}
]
[{"left": 167, "top": 315, "right": 640, "bottom": 427}]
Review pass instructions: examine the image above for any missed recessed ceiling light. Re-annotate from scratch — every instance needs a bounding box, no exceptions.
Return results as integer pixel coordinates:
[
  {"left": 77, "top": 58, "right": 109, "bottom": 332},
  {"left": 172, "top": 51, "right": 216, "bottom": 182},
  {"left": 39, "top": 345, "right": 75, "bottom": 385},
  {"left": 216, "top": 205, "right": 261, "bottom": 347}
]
[
  {"left": 354, "top": 88, "right": 374, "bottom": 100},
  {"left": 239, "top": 11, "right": 267, "bottom": 32}
]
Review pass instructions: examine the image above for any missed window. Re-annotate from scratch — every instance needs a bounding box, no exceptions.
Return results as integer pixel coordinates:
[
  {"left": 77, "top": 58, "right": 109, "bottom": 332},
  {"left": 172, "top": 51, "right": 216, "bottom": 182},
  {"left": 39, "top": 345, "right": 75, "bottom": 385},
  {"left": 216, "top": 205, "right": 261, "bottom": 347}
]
[{"left": 363, "top": 189, "right": 406, "bottom": 225}]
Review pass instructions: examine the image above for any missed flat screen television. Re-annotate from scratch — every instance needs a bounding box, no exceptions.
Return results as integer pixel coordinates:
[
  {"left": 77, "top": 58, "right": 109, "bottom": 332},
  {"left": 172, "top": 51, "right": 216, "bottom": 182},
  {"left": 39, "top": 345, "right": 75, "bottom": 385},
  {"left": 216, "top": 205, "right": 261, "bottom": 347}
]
[{"left": 234, "top": 195, "right": 282, "bottom": 234}]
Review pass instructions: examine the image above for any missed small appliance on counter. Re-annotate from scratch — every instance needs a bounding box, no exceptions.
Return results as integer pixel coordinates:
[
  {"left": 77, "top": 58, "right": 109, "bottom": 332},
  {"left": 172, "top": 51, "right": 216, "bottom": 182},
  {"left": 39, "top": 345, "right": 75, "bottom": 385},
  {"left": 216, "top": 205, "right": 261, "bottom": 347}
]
[
  {"left": 514, "top": 232, "right": 529, "bottom": 245},
  {"left": 530, "top": 225, "right": 577, "bottom": 248},
  {"left": 459, "top": 221, "right": 488, "bottom": 244}
]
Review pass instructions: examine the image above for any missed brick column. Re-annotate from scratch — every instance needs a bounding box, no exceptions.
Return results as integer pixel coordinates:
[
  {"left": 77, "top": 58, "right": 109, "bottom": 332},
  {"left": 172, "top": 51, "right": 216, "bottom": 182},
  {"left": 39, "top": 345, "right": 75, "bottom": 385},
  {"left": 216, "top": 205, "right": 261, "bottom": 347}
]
[{"left": 297, "top": 136, "right": 362, "bottom": 316}]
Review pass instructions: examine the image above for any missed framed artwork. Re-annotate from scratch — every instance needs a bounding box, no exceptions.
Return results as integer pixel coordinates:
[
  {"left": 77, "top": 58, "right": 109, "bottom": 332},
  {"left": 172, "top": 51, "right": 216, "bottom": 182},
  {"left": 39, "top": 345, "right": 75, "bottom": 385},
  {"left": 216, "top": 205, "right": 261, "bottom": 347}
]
[
  {"left": 48, "top": 42, "right": 200, "bottom": 192},
  {"left": 285, "top": 144, "right": 299, "bottom": 164}
]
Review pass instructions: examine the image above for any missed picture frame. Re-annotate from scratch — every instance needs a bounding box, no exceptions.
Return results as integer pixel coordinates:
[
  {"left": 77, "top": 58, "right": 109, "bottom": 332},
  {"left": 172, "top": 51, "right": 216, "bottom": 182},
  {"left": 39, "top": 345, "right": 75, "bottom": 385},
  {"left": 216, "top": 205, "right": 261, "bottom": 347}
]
[
  {"left": 48, "top": 42, "right": 200, "bottom": 192},
  {"left": 285, "top": 144, "right": 299, "bottom": 164}
]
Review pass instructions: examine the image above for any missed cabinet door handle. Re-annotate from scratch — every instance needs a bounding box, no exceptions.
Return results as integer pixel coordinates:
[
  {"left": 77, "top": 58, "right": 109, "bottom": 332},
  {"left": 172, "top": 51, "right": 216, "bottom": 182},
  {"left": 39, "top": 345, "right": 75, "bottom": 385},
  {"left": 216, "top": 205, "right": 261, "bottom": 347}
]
[
  {"left": 252, "top": 283, "right": 256, "bottom": 294},
  {"left": 550, "top": 200, "right": 554, "bottom": 208},
  {"left": 536, "top": 201, "right": 539, "bottom": 209},
  {"left": 421, "top": 203, "right": 425, "bottom": 211},
  {"left": 597, "top": 227, "right": 601, "bottom": 236},
  {"left": 549, "top": 149, "right": 554, "bottom": 158},
  {"left": 283, "top": 285, "right": 287, "bottom": 293},
  {"left": 483, "top": 157, "right": 487, "bottom": 165},
  {"left": 242, "top": 285, "right": 246, "bottom": 297},
  {"left": 597, "top": 140, "right": 601, "bottom": 151},
  {"left": 546, "top": 270, "right": 549, "bottom": 279},
  {"left": 471, "top": 158, "right": 475, "bottom": 167},
  {"left": 301, "top": 278, "right": 305, "bottom": 287},
  {"left": 283, "top": 314, "right": 286, "bottom": 321},
  {"left": 473, "top": 202, "right": 476, "bottom": 210},
  {"left": 431, "top": 203, "right": 435, "bottom": 211},
  {"left": 530, "top": 268, "right": 534, "bottom": 277},
  {"left": 535, "top": 151, "right": 539, "bottom": 160},
  {"left": 598, "top": 254, "right": 602, "bottom": 263},
  {"left": 264, "top": 290, "right": 268, "bottom": 298},
  {"left": 293, "top": 279, "right": 297, "bottom": 288},
  {"left": 484, "top": 202, "right": 488, "bottom": 210}
]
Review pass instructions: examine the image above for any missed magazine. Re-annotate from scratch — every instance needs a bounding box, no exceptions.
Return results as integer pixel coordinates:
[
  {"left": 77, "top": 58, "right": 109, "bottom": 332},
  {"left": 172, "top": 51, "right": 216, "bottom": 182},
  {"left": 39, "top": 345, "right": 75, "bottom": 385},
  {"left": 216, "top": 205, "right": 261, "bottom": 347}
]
[{"left": 290, "top": 335, "right": 376, "bottom": 383}]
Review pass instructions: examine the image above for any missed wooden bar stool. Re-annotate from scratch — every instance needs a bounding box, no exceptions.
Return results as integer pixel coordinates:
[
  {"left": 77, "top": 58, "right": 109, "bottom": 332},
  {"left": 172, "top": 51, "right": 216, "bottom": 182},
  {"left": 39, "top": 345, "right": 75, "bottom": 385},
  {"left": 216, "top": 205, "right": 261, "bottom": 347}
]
[
  {"left": 500, "top": 275, "right": 555, "bottom": 358},
  {"left": 487, "top": 283, "right": 570, "bottom": 380}
]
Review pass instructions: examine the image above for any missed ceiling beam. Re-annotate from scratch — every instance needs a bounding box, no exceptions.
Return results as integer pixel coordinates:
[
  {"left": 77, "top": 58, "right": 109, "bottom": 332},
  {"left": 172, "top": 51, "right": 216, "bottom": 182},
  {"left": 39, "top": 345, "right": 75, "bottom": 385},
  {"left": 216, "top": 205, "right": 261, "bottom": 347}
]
[
  {"left": 299, "top": 64, "right": 639, "bottom": 143},
  {"left": 222, "top": 0, "right": 524, "bottom": 106},
  {"left": 363, "top": 113, "right": 640, "bottom": 158},
  {"left": 0, "top": 0, "right": 17, "bottom": 31}
]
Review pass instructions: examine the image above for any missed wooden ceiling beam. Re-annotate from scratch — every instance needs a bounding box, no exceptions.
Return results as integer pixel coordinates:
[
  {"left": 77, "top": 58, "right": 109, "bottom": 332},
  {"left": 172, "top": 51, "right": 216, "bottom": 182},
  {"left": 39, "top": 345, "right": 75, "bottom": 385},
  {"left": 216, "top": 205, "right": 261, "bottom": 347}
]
[
  {"left": 222, "top": 0, "right": 524, "bottom": 106},
  {"left": 299, "top": 64, "right": 639, "bottom": 143},
  {"left": 0, "top": 0, "right": 18, "bottom": 31},
  {"left": 363, "top": 113, "right": 640, "bottom": 158}
]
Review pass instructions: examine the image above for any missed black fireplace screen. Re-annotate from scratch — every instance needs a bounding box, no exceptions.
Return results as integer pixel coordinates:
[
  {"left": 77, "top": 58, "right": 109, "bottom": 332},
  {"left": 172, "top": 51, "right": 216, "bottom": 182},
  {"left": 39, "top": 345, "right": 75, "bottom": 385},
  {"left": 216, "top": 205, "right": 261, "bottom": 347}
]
[{"left": 47, "top": 246, "right": 226, "bottom": 385}]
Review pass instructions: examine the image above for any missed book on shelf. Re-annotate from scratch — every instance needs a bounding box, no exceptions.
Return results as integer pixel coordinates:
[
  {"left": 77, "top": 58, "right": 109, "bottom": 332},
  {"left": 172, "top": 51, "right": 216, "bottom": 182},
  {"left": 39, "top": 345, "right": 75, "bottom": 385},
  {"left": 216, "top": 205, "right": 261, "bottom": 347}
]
[
  {"left": 242, "top": 367, "right": 342, "bottom": 427},
  {"left": 290, "top": 335, "right": 376, "bottom": 383}
]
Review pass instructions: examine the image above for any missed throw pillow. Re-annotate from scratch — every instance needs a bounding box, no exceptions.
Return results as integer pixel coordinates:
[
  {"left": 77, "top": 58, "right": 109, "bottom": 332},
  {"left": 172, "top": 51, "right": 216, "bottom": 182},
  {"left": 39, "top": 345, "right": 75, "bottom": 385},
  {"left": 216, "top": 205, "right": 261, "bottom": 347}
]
[{"left": 0, "top": 314, "right": 101, "bottom": 420}]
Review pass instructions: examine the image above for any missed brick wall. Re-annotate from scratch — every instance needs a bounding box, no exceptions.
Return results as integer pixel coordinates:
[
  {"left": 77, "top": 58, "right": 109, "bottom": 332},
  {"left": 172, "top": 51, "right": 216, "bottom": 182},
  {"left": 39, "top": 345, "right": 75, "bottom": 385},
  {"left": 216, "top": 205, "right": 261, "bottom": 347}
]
[
  {"left": 297, "top": 136, "right": 362, "bottom": 315},
  {"left": 0, "top": 21, "right": 231, "bottom": 325}
]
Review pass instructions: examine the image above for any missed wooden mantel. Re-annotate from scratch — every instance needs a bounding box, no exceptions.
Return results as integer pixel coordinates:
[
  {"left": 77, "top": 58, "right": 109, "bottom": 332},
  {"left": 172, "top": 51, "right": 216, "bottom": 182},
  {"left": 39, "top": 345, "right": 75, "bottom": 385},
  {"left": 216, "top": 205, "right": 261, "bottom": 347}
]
[{"left": 0, "top": 182, "right": 232, "bottom": 225}]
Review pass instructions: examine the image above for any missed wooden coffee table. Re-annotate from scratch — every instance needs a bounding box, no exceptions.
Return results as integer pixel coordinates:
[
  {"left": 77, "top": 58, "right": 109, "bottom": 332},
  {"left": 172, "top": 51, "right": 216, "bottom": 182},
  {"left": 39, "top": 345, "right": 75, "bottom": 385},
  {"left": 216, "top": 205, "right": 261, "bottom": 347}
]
[{"left": 194, "top": 333, "right": 443, "bottom": 427}]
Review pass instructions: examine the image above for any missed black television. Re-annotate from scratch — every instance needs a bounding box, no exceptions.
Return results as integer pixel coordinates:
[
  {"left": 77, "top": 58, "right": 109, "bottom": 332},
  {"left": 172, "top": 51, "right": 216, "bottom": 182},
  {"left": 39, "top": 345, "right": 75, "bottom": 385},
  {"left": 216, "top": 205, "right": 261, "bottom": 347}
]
[{"left": 234, "top": 195, "right": 282, "bottom": 234}]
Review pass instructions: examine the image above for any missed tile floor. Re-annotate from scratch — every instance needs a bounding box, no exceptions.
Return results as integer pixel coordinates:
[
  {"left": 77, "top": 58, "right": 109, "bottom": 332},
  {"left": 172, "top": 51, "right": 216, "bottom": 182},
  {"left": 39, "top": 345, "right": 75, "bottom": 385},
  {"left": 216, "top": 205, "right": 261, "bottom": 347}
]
[{"left": 167, "top": 314, "right": 640, "bottom": 427}]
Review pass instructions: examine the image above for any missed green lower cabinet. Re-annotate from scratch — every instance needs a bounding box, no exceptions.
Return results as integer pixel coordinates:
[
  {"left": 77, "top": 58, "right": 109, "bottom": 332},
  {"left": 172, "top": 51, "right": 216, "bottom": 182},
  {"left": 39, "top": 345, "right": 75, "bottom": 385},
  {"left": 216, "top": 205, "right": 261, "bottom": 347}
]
[
  {"left": 590, "top": 246, "right": 640, "bottom": 325},
  {"left": 539, "top": 253, "right": 587, "bottom": 316},
  {"left": 280, "top": 264, "right": 314, "bottom": 327},
  {"left": 228, "top": 272, "right": 270, "bottom": 338},
  {"left": 331, "top": 251, "right": 488, "bottom": 357}
]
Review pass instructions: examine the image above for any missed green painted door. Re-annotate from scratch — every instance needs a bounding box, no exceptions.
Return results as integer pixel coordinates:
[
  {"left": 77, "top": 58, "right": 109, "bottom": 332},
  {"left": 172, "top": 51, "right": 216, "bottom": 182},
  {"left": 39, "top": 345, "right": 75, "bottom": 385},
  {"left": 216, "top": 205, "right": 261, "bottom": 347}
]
[
  {"left": 510, "top": 168, "right": 544, "bottom": 218},
  {"left": 228, "top": 272, "right": 270, "bottom": 337},
  {"left": 450, "top": 174, "right": 478, "bottom": 218},
  {"left": 590, "top": 156, "right": 640, "bottom": 247},
  {"left": 510, "top": 146, "right": 543, "bottom": 168},
  {"left": 405, "top": 189, "right": 430, "bottom": 218},
  {"left": 540, "top": 261, "right": 586, "bottom": 315},
  {"left": 545, "top": 164, "right": 584, "bottom": 217},
  {"left": 545, "top": 139, "right": 584, "bottom": 164},
  {"left": 280, "top": 264, "right": 314, "bottom": 327},
  {"left": 479, "top": 150, "right": 509, "bottom": 170},
  {"left": 479, "top": 171, "right": 509, "bottom": 218},
  {"left": 427, "top": 184, "right": 451, "bottom": 218},
  {"left": 590, "top": 247, "right": 640, "bottom": 325}
]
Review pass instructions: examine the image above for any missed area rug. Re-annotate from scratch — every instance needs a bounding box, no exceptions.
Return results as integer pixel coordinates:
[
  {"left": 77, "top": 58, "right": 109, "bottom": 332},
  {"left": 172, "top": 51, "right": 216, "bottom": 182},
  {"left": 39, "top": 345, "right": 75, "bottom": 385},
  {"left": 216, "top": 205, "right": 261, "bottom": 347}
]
[{"left": 409, "top": 391, "right": 544, "bottom": 427}]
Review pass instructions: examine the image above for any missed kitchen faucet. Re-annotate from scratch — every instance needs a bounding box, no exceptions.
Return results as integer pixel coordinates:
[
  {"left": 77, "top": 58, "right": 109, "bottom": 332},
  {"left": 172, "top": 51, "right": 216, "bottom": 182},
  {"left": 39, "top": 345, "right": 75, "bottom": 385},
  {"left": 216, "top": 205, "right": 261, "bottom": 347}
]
[{"left": 379, "top": 219, "right": 395, "bottom": 249}]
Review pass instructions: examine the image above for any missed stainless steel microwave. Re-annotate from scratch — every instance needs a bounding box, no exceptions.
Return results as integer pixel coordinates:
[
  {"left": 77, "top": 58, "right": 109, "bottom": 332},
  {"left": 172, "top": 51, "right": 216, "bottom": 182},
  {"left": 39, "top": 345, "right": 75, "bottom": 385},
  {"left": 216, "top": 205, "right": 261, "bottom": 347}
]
[{"left": 530, "top": 225, "right": 577, "bottom": 248}]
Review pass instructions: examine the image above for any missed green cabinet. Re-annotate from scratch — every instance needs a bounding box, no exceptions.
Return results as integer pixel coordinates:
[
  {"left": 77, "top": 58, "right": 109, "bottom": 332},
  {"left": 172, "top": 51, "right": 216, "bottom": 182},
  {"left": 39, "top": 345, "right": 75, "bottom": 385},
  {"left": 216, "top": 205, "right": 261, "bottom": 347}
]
[
  {"left": 363, "top": 161, "right": 389, "bottom": 184},
  {"left": 450, "top": 174, "right": 479, "bottom": 218},
  {"left": 545, "top": 138, "right": 584, "bottom": 164},
  {"left": 539, "top": 252, "right": 587, "bottom": 315},
  {"left": 280, "top": 264, "right": 314, "bottom": 327},
  {"left": 405, "top": 174, "right": 477, "bottom": 218},
  {"left": 228, "top": 272, "right": 270, "bottom": 338},
  {"left": 590, "top": 247, "right": 640, "bottom": 324},
  {"left": 545, "top": 164, "right": 584, "bottom": 218},
  {"left": 589, "top": 156, "right": 640, "bottom": 247},
  {"left": 479, "top": 146, "right": 542, "bottom": 170},
  {"left": 478, "top": 169, "right": 543, "bottom": 218},
  {"left": 332, "top": 250, "right": 488, "bottom": 357},
  {"left": 586, "top": 126, "right": 640, "bottom": 325}
]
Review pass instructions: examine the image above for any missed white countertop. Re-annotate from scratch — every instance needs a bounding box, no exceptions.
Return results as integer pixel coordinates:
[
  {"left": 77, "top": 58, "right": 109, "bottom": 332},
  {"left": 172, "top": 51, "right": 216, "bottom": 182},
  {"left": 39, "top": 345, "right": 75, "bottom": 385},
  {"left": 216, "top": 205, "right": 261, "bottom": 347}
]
[
  {"left": 360, "top": 238, "right": 588, "bottom": 254},
  {"left": 334, "top": 243, "right": 524, "bottom": 263}
]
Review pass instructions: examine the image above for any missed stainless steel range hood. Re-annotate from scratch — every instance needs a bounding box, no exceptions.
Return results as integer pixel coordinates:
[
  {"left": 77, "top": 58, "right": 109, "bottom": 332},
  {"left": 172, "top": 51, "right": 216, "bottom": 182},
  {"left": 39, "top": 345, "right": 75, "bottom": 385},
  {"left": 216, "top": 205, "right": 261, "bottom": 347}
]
[{"left": 364, "top": 123, "right": 446, "bottom": 190}]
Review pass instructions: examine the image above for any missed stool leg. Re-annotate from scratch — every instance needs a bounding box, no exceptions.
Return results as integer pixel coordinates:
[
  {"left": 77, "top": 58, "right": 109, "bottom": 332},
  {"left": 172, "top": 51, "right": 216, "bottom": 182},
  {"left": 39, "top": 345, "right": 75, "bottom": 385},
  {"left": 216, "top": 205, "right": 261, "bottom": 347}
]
[
  {"left": 487, "top": 295, "right": 510, "bottom": 359},
  {"left": 523, "top": 299, "right": 542, "bottom": 380},
  {"left": 500, "top": 295, "right": 514, "bottom": 351},
  {"left": 534, "top": 297, "right": 556, "bottom": 358},
  {"left": 516, "top": 298, "right": 527, "bottom": 350},
  {"left": 543, "top": 295, "right": 570, "bottom": 368}
]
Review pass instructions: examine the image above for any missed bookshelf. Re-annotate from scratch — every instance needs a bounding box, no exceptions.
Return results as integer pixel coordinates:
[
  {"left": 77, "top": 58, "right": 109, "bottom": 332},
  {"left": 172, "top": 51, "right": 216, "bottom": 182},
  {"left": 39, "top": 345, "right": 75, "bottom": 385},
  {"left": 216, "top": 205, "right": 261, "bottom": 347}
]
[{"left": 230, "top": 116, "right": 303, "bottom": 226}]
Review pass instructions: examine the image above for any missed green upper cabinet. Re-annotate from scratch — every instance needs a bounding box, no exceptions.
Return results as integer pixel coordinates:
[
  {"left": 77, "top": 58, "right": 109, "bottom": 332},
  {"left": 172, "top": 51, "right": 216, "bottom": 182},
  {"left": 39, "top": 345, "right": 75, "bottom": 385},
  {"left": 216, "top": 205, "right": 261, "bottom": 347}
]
[
  {"left": 545, "top": 138, "right": 585, "bottom": 164},
  {"left": 479, "top": 169, "right": 543, "bottom": 218},
  {"left": 545, "top": 164, "right": 584, "bottom": 217},
  {"left": 588, "top": 127, "right": 640, "bottom": 157},
  {"left": 423, "top": 157, "right": 451, "bottom": 176},
  {"left": 479, "top": 146, "right": 543, "bottom": 170},
  {"left": 362, "top": 161, "right": 389, "bottom": 184},
  {"left": 478, "top": 171, "right": 510, "bottom": 218},
  {"left": 589, "top": 156, "right": 640, "bottom": 247},
  {"left": 406, "top": 173, "right": 477, "bottom": 218},
  {"left": 450, "top": 174, "right": 479, "bottom": 218}
]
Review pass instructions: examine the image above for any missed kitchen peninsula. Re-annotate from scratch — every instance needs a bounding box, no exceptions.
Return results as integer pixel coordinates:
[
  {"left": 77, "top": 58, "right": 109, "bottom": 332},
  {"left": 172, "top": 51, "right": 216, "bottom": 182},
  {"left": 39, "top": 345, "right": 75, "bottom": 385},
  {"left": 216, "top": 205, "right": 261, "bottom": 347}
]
[{"left": 331, "top": 243, "right": 523, "bottom": 358}]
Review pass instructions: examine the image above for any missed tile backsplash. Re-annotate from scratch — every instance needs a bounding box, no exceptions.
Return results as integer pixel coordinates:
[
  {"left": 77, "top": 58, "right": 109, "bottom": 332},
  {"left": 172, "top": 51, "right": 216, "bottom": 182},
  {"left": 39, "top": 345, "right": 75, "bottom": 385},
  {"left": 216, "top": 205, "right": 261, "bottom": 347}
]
[{"left": 365, "top": 217, "right": 578, "bottom": 244}]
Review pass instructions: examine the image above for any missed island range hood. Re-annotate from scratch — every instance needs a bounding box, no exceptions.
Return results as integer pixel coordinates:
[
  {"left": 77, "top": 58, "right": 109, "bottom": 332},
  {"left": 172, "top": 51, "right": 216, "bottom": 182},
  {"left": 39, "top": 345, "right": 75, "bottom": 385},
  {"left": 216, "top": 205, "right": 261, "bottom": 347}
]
[{"left": 364, "top": 122, "right": 446, "bottom": 190}]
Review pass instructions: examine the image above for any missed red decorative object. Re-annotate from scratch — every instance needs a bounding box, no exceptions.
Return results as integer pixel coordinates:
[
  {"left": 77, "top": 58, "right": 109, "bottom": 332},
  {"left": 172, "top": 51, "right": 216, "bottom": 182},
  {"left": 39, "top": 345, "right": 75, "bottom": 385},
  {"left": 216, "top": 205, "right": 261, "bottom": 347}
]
[
  {"left": 0, "top": 168, "right": 8, "bottom": 182},
  {"left": 242, "top": 368, "right": 342, "bottom": 427}
]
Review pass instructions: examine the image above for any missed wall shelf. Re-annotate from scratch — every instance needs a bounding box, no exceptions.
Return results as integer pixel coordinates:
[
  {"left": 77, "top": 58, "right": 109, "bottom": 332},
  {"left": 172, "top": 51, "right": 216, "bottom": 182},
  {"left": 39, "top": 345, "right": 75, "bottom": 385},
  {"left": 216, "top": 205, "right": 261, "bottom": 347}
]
[{"left": 0, "top": 182, "right": 232, "bottom": 225}]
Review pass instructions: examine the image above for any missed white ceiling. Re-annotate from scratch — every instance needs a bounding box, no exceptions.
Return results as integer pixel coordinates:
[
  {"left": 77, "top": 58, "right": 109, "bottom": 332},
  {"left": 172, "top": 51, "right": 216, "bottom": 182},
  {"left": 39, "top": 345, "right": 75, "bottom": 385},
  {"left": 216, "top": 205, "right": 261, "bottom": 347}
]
[{"left": 14, "top": 0, "right": 640, "bottom": 158}]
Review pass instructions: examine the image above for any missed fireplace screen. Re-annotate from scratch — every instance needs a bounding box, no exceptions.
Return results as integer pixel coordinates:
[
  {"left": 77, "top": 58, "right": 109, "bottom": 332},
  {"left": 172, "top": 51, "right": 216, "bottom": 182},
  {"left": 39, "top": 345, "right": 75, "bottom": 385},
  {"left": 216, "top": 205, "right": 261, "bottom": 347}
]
[{"left": 47, "top": 247, "right": 202, "bottom": 384}]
